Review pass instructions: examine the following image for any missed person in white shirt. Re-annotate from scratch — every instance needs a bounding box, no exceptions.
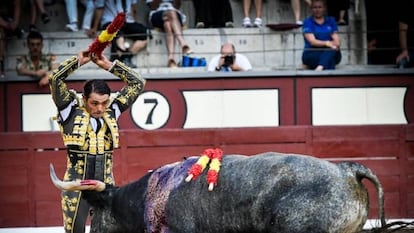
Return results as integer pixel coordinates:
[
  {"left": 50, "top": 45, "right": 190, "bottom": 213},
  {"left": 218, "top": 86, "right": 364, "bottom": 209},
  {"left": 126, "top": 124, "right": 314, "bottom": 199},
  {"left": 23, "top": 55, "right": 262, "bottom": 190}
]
[
  {"left": 207, "top": 42, "right": 252, "bottom": 72},
  {"left": 91, "top": 0, "right": 151, "bottom": 68}
]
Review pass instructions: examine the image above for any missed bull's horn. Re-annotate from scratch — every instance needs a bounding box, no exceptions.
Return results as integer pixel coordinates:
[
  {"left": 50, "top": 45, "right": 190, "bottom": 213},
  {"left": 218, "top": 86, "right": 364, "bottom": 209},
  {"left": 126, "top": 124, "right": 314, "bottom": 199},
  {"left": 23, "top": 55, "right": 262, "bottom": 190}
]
[{"left": 49, "top": 163, "right": 106, "bottom": 192}]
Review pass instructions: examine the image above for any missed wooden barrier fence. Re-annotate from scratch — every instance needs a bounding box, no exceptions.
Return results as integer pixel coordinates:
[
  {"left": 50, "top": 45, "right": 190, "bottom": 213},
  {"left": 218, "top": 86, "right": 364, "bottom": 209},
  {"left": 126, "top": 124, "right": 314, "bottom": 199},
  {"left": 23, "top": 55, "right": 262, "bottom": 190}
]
[{"left": 0, "top": 125, "right": 413, "bottom": 227}]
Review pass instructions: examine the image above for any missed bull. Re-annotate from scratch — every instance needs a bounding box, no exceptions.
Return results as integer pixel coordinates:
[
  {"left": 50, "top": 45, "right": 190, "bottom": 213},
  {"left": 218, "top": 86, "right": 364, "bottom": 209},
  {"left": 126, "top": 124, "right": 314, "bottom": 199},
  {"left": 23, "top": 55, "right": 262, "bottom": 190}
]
[{"left": 50, "top": 151, "right": 385, "bottom": 233}]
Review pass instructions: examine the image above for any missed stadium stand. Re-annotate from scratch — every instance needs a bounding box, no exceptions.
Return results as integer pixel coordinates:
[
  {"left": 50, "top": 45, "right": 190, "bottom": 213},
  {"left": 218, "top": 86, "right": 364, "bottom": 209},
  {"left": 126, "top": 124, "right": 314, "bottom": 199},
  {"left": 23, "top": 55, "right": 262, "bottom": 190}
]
[{"left": 1, "top": 0, "right": 393, "bottom": 77}]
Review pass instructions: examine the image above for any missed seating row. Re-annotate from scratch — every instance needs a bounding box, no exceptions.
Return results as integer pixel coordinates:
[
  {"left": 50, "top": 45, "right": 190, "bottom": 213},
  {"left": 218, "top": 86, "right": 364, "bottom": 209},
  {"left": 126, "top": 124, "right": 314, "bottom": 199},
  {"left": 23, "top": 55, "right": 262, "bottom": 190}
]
[
  {"left": 3, "top": 0, "right": 366, "bottom": 72},
  {"left": 5, "top": 25, "right": 365, "bottom": 72}
]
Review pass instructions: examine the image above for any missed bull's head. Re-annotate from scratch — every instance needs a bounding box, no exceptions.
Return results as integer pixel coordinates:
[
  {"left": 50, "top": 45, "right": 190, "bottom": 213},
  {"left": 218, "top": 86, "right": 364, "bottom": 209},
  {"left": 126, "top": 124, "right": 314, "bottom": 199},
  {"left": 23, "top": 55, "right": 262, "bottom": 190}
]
[
  {"left": 49, "top": 164, "right": 147, "bottom": 233},
  {"left": 49, "top": 164, "right": 118, "bottom": 232}
]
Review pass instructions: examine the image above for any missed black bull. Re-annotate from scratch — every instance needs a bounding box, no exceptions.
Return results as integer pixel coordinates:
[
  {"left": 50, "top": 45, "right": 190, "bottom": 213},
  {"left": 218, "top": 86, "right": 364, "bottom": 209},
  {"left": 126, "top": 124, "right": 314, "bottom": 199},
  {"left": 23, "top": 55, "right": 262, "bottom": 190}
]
[{"left": 50, "top": 152, "right": 385, "bottom": 233}]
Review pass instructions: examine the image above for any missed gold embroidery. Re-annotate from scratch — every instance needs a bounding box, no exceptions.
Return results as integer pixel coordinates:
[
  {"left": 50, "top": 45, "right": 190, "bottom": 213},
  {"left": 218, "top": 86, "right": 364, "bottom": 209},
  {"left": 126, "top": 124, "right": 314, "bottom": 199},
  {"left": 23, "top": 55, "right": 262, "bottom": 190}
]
[
  {"left": 103, "top": 113, "right": 119, "bottom": 148},
  {"left": 88, "top": 125, "right": 97, "bottom": 155}
]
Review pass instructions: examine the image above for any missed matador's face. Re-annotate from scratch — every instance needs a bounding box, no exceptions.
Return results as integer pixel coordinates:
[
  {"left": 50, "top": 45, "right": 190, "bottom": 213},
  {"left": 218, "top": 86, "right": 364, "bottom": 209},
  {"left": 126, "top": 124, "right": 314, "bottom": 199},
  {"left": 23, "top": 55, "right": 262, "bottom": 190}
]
[{"left": 84, "top": 92, "right": 110, "bottom": 118}]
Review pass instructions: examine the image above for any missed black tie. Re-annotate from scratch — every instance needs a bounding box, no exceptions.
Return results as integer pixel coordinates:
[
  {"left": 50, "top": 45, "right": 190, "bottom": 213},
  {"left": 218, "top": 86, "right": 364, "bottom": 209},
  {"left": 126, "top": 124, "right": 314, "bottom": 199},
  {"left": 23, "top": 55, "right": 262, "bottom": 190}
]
[{"left": 96, "top": 119, "right": 102, "bottom": 133}]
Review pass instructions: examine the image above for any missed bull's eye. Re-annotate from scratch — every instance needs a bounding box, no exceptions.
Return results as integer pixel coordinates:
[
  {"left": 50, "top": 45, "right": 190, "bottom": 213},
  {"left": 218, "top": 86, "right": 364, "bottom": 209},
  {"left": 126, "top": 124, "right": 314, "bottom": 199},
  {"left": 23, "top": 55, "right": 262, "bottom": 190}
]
[{"left": 89, "top": 208, "right": 94, "bottom": 217}]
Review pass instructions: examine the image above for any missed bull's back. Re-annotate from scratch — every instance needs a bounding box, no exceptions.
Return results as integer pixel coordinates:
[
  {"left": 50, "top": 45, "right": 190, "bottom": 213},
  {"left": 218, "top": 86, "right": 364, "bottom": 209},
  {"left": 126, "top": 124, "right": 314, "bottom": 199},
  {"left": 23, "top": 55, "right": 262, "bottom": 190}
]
[{"left": 163, "top": 152, "right": 370, "bottom": 233}]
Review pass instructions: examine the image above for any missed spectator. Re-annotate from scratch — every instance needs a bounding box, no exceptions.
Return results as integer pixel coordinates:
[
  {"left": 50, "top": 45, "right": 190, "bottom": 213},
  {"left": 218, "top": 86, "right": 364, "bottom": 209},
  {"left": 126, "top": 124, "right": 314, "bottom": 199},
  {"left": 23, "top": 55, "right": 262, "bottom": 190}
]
[
  {"left": 192, "top": 0, "right": 234, "bottom": 28},
  {"left": 207, "top": 42, "right": 252, "bottom": 72},
  {"left": 146, "top": 0, "right": 192, "bottom": 68},
  {"left": 395, "top": 0, "right": 414, "bottom": 68},
  {"left": 0, "top": 0, "right": 24, "bottom": 77},
  {"left": 291, "top": 0, "right": 311, "bottom": 25},
  {"left": 337, "top": 1, "right": 350, "bottom": 25},
  {"left": 16, "top": 30, "right": 58, "bottom": 87},
  {"left": 364, "top": 0, "right": 399, "bottom": 65},
  {"left": 242, "top": 0, "right": 263, "bottom": 27},
  {"left": 0, "top": 0, "right": 23, "bottom": 36},
  {"left": 64, "top": 0, "right": 96, "bottom": 34},
  {"left": 91, "top": 0, "right": 151, "bottom": 68},
  {"left": 301, "top": 0, "right": 341, "bottom": 71},
  {"left": 49, "top": 48, "right": 146, "bottom": 233},
  {"left": 326, "top": 0, "right": 350, "bottom": 25},
  {"left": 28, "top": 0, "right": 50, "bottom": 32}
]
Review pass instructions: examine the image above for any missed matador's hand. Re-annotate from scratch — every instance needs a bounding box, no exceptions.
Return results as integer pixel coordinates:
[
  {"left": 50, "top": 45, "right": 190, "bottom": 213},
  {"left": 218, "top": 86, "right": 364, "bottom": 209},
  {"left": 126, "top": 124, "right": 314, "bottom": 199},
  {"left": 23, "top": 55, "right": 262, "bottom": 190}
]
[
  {"left": 78, "top": 50, "right": 92, "bottom": 66},
  {"left": 92, "top": 53, "right": 113, "bottom": 70}
]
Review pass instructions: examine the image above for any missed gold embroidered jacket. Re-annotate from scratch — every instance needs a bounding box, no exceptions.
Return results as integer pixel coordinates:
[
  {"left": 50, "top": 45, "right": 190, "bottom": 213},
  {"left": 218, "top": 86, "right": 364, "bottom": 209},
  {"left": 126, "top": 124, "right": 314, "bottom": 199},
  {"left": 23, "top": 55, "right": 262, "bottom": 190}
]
[{"left": 49, "top": 56, "right": 146, "bottom": 153}]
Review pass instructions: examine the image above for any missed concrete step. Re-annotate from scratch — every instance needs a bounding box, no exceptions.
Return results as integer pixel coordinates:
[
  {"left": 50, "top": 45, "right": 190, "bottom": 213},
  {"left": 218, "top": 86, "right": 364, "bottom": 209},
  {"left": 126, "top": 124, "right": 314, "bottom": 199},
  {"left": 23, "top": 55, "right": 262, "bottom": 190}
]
[{"left": 4, "top": 24, "right": 360, "bottom": 72}]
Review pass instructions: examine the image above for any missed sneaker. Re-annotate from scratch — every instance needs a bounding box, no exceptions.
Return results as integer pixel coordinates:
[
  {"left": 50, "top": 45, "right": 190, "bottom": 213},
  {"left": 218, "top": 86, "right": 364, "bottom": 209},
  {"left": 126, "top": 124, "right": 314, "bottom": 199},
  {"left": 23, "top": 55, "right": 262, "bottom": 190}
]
[
  {"left": 195, "top": 22, "right": 205, "bottom": 28},
  {"left": 182, "top": 45, "right": 193, "bottom": 55},
  {"left": 65, "top": 23, "right": 79, "bottom": 32},
  {"left": 242, "top": 17, "right": 251, "bottom": 28},
  {"left": 84, "top": 29, "right": 95, "bottom": 38},
  {"left": 225, "top": 21, "right": 234, "bottom": 28},
  {"left": 168, "top": 59, "right": 177, "bottom": 68},
  {"left": 121, "top": 56, "right": 137, "bottom": 68},
  {"left": 41, "top": 13, "right": 50, "bottom": 24},
  {"left": 296, "top": 20, "right": 303, "bottom": 25},
  {"left": 29, "top": 24, "right": 38, "bottom": 32},
  {"left": 253, "top": 18, "right": 262, "bottom": 27},
  {"left": 337, "top": 19, "right": 347, "bottom": 26}
]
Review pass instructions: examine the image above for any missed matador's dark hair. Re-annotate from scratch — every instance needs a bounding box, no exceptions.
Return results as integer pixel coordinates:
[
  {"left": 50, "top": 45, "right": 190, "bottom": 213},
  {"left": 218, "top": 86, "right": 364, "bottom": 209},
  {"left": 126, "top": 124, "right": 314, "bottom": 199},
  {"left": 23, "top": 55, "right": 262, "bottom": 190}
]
[{"left": 83, "top": 79, "right": 111, "bottom": 99}]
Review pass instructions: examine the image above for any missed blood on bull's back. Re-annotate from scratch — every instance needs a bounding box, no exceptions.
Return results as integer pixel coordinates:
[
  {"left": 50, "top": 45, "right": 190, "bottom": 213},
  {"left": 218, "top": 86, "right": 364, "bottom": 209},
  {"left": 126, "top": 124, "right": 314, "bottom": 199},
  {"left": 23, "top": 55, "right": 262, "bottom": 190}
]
[{"left": 164, "top": 152, "right": 385, "bottom": 233}]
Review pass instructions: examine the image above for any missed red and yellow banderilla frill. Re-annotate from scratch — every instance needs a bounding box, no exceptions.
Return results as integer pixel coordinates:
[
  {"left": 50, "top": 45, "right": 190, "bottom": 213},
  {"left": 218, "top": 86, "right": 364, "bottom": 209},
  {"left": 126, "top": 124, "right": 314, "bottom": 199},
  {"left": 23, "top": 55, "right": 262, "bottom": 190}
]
[
  {"left": 88, "top": 12, "right": 126, "bottom": 58},
  {"left": 185, "top": 148, "right": 223, "bottom": 191}
]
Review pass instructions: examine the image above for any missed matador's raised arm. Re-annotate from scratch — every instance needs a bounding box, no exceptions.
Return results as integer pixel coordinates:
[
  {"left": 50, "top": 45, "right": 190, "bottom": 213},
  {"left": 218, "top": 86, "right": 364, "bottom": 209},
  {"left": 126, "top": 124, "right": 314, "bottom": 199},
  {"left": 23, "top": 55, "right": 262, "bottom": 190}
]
[{"left": 49, "top": 56, "right": 146, "bottom": 111}]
